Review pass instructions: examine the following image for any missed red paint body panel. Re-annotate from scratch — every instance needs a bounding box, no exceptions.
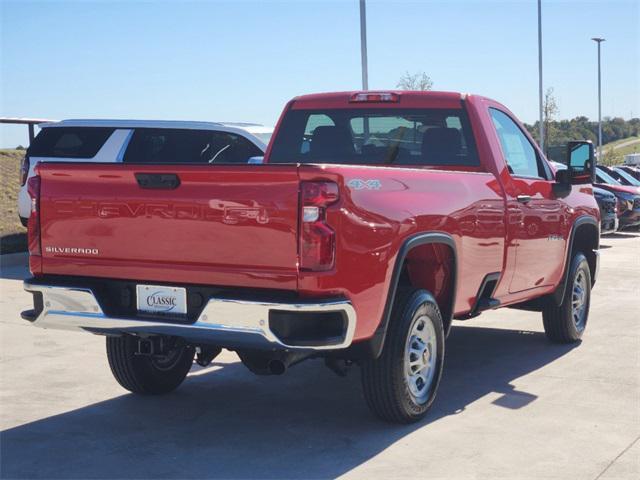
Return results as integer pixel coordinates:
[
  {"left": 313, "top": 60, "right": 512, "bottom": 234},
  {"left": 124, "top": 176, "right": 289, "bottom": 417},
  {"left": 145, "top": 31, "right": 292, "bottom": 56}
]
[
  {"left": 38, "top": 165, "right": 300, "bottom": 290},
  {"left": 33, "top": 91, "right": 600, "bottom": 345},
  {"left": 297, "top": 165, "right": 506, "bottom": 339},
  {"left": 594, "top": 182, "right": 640, "bottom": 196},
  {"left": 290, "top": 91, "right": 464, "bottom": 110},
  {"left": 463, "top": 95, "right": 599, "bottom": 301}
]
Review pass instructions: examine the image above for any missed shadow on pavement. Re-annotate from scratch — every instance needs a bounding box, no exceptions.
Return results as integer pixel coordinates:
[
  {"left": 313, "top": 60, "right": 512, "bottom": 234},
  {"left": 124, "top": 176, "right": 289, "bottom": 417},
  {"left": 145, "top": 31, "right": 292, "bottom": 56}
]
[
  {"left": 1, "top": 325, "right": 577, "bottom": 479},
  {"left": 0, "top": 233, "right": 27, "bottom": 255},
  {"left": 0, "top": 253, "right": 29, "bottom": 281},
  {"left": 601, "top": 232, "right": 639, "bottom": 239}
]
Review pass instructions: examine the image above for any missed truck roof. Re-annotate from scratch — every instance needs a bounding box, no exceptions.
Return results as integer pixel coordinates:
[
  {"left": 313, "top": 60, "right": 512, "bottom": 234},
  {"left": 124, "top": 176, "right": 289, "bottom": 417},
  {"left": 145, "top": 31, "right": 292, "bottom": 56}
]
[{"left": 291, "top": 90, "right": 468, "bottom": 109}]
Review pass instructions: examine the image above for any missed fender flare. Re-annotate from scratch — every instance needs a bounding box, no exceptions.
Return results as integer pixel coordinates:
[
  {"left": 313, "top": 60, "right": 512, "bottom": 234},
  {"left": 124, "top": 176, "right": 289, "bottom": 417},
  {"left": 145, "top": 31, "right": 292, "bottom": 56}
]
[
  {"left": 366, "top": 232, "right": 458, "bottom": 359},
  {"left": 552, "top": 215, "right": 599, "bottom": 306}
]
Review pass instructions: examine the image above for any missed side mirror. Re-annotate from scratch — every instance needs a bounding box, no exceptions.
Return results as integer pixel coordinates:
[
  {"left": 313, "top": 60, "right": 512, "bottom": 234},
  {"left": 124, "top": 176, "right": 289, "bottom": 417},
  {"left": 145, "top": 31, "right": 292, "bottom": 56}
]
[
  {"left": 566, "top": 141, "right": 595, "bottom": 184},
  {"left": 553, "top": 168, "right": 572, "bottom": 198}
]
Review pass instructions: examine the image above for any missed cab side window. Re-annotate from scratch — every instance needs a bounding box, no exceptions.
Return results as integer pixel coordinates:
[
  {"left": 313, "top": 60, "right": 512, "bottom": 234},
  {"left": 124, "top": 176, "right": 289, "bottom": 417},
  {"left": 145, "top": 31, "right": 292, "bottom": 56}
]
[{"left": 490, "top": 109, "right": 546, "bottom": 179}]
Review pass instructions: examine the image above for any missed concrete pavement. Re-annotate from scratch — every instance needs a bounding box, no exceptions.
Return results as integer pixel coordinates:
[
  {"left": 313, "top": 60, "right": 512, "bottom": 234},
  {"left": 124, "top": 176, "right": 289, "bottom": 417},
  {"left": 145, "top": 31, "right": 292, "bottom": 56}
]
[{"left": 0, "top": 234, "right": 638, "bottom": 479}]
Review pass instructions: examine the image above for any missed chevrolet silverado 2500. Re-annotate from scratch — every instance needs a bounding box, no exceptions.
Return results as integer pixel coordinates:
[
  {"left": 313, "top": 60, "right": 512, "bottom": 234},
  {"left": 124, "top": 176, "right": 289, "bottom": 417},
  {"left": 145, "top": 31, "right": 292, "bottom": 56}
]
[{"left": 22, "top": 91, "right": 600, "bottom": 423}]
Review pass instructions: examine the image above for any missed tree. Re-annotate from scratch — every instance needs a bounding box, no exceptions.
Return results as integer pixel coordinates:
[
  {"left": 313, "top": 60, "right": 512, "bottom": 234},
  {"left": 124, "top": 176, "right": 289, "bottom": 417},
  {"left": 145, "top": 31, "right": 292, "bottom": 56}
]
[
  {"left": 543, "top": 87, "right": 559, "bottom": 151},
  {"left": 15, "top": 145, "right": 25, "bottom": 150},
  {"left": 524, "top": 116, "right": 639, "bottom": 150},
  {"left": 396, "top": 71, "right": 433, "bottom": 91},
  {"left": 600, "top": 146, "right": 618, "bottom": 166}
]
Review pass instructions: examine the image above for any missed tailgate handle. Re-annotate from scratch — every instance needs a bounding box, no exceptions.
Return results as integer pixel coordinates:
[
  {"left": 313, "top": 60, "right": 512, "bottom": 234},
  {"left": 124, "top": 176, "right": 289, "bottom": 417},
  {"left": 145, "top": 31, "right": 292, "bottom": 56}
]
[{"left": 135, "top": 173, "right": 181, "bottom": 190}]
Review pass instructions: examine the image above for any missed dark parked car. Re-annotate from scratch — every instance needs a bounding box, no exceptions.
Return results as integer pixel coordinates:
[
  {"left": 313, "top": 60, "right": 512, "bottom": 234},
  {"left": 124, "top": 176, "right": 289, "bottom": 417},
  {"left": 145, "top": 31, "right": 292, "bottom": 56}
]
[
  {"left": 599, "top": 165, "right": 640, "bottom": 187},
  {"left": 595, "top": 166, "right": 640, "bottom": 230},
  {"left": 613, "top": 166, "right": 640, "bottom": 186},
  {"left": 617, "top": 166, "right": 640, "bottom": 181},
  {"left": 593, "top": 187, "right": 618, "bottom": 234}
]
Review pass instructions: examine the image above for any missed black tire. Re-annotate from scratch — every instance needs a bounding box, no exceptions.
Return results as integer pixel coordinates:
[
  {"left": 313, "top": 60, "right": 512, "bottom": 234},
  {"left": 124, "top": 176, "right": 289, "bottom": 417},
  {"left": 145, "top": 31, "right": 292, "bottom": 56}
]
[
  {"left": 543, "top": 252, "right": 591, "bottom": 344},
  {"left": 106, "top": 336, "right": 195, "bottom": 394},
  {"left": 361, "top": 289, "right": 445, "bottom": 423}
]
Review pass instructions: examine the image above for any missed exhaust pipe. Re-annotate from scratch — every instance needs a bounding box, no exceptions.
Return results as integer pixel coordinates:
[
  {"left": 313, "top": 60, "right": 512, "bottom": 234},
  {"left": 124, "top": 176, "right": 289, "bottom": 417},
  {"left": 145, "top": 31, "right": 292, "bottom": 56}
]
[
  {"left": 239, "top": 350, "right": 313, "bottom": 375},
  {"left": 267, "top": 359, "right": 287, "bottom": 375}
]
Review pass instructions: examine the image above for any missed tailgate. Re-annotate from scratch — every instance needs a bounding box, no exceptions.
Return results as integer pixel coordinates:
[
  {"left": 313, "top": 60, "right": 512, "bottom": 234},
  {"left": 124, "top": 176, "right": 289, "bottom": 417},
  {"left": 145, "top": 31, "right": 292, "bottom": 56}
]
[{"left": 38, "top": 164, "right": 300, "bottom": 289}]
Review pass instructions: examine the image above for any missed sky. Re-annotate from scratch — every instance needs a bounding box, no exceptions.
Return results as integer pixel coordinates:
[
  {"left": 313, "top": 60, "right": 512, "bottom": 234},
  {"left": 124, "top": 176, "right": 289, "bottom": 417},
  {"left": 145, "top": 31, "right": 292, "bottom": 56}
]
[{"left": 1, "top": 0, "right": 638, "bottom": 148}]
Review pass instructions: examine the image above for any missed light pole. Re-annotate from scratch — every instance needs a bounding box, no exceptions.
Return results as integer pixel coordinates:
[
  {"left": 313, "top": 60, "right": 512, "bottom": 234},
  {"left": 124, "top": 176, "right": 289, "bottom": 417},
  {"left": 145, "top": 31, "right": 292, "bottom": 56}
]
[
  {"left": 538, "top": 0, "right": 544, "bottom": 153},
  {"left": 359, "top": 0, "right": 370, "bottom": 140},
  {"left": 359, "top": 0, "right": 369, "bottom": 90},
  {"left": 592, "top": 37, "right": 605, "bottom": 160}
]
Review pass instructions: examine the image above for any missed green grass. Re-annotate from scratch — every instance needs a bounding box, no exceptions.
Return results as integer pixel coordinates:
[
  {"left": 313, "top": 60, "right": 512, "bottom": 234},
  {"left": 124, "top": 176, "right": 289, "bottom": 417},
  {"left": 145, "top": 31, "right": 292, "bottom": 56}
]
[
  {"left": 599, "top": 136, "right": 640, "bottom": 166},
  {"left": 604, "top": 135, "right": 640, "bottom": 149},
  {"left": 0, "top": 149, "right": 27, "bottom": 254},
  {"left": 612, "top": 141, "right": 640, "bottom": 157}
]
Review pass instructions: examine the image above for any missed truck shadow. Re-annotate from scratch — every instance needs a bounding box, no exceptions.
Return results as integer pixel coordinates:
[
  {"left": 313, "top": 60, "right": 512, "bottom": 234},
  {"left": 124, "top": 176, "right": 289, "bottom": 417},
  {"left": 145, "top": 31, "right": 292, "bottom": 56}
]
[
  {"left": 602, "top": 231, "right": 639, "bottom": 239},
  {"left": 0, "top": 253, "right": 29, "bottom": 281},
  {"left": 1, "top": 325, "right": 577, "bottom": 479}
]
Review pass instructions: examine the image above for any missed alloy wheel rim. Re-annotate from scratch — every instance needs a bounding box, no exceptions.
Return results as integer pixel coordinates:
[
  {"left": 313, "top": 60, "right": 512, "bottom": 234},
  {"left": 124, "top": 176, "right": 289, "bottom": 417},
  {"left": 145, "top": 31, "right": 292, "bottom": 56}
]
[
  {"left": 572, "top": 270, "right": 588, "bottom": 330},
  {"left": 404, "top": 313, "right": 437, "bottom": 404}
]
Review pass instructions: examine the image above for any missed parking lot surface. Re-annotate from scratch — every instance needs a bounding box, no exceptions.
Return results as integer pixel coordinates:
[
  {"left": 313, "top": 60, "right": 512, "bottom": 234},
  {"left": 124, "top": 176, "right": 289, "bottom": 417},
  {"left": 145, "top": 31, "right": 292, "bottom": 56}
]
[{"left": 1, "top": 234, "right": 638, "bottom": 480}]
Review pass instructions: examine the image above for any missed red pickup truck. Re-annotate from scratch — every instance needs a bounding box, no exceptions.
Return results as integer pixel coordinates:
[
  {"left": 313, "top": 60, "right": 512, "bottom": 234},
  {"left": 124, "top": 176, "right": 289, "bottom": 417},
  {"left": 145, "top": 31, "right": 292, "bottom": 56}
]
[{"left": 22, "top": 91, "right": 600, "bottom": 423}]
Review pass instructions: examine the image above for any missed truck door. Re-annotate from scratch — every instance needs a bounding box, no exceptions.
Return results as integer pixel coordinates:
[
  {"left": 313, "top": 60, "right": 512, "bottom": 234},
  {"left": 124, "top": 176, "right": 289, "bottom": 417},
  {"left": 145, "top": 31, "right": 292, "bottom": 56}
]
[{"left": 489, "top": 108, "right": 567, "bottom": 293}]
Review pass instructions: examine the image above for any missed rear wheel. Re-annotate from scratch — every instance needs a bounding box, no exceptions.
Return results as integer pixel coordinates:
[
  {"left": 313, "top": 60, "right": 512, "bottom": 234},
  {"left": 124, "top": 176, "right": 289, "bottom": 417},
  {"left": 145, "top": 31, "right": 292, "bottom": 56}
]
[
  {"left": 361, "top": 289, "right": 445, "bottom": 423},
  {"left": 543, "top": 252, "right": 591, "bottom": 343},
  {"left": 106, "top": 335, "right": 194, "bottom": 394}
]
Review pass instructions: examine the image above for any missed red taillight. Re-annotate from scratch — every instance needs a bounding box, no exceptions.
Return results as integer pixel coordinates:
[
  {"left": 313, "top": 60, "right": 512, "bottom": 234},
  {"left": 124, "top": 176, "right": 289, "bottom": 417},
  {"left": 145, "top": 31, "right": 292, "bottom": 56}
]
[
  {"left": 301, "top": 181, "right": 339, "bottom": 206},
  {"left": 350, "top": 92, "right": 399, "bottom": 103},
  {"left": 300, "top": 181, "right": 339, "bottom": 271},
  {"left": 20, "top": 155, "right": 30, "bottom": 186},
  {"left": 27, "top": 175, "right": 41, "bottom": 256}
]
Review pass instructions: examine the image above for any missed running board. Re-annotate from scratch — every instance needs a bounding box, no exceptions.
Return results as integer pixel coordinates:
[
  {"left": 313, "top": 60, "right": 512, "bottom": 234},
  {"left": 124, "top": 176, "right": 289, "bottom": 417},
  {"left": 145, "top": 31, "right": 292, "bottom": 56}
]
[
  {"left": 459, "top": 272, "right": 502, "bottom": 319},
  {"left": 475, "top": 297, "right": 500, "bottom": 312}
]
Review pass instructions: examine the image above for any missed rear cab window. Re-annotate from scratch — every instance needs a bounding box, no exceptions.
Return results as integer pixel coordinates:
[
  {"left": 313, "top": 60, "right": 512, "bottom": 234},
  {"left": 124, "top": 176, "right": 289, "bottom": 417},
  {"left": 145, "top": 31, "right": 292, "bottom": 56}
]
[
  {"left": 28, "top": 127, "right": 115, "bottom": 158},
  {"left": 123, "top": 129, "right": 263, "bottom": 164},
  {"left": 269, "top": 108, "right": 480, "bottom": 167}
]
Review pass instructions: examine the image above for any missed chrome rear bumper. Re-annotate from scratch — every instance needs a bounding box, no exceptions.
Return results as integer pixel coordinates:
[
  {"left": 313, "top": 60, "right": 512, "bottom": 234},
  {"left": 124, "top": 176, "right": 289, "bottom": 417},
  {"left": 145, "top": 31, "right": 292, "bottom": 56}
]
[{"left": 23, "top": 281, "right": 356, "bottom": 351}]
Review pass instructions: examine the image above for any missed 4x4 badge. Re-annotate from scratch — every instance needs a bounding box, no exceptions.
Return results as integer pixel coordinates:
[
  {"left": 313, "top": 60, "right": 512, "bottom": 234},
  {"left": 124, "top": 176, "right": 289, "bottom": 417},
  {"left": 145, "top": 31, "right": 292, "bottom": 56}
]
[{"left": 347, "top": 179, "right": 381, "bottom": 190}]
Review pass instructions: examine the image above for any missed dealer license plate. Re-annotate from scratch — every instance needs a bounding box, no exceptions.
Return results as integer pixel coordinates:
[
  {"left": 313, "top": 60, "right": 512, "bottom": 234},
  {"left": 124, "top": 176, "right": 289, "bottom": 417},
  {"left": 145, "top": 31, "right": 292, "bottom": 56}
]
[{"left": 136, "top": 285, "right": 187, "bottom": 316}]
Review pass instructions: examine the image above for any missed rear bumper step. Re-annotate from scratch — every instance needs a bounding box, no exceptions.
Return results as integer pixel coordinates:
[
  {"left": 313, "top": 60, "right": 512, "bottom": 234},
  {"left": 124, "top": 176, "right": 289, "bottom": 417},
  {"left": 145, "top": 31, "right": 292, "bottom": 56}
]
[
  {"left": 23, "top": 281, "right": 356, "bottom": 351},
  {"left": 21, "top": 309, "right": 37, "bottom": 322}
]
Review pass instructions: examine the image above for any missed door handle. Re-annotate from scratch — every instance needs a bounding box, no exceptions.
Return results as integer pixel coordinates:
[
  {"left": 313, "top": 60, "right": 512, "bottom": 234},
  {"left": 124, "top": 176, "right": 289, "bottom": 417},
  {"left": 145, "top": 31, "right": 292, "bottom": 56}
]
[
  {"left": 135, "top": 173, "right": 181, "bottom": 190},
  {"left": 517, "top": 195, "right": 532, "bottom": 204}
]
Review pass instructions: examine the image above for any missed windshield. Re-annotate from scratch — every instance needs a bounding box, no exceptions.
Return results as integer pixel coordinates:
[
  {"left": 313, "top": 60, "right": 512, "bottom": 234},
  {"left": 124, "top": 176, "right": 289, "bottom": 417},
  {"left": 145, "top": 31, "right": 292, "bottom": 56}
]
[
  {"left": 269, "top": 108, "right": 479, "bottom": 166},
  {"left": 613, "top": 167, "right": 640, "bottom": 186},
  {"left": 596, "top": 168, "right": 621, "bottom": 185}
]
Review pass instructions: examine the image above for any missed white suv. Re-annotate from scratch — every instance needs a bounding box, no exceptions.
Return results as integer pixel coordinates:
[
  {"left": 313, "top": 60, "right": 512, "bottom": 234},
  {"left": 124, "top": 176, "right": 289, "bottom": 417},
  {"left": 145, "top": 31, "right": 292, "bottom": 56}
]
[{"left": 18, "top": 120, "right": 273, "bottom": 224}]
